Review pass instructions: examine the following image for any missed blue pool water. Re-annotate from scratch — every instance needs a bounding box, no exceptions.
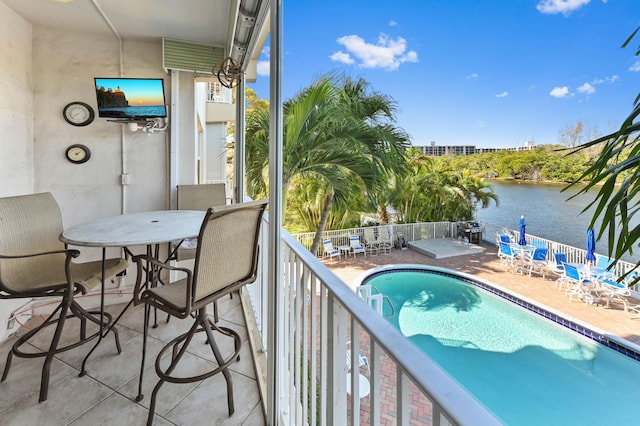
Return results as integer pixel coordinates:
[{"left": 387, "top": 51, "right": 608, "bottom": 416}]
[{"left": 363, "top": 267, "right": 640, "bottom": 425}]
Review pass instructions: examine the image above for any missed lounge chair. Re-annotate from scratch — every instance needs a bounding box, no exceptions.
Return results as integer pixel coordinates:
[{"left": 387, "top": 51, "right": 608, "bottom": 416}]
[
  {"left": 349, "top": 235, "right": 366, "bottom": 258},
  {"left": 549, "top": 253, "right": 568, "bottom": 289},
  {"left": 322, "top": 239, "right": 341, "bottom": 261},
  {"left": 363, "top": 228, "right": 379, "bottom": 255},
  {"left": 590, "top": 255, "right": 616, "bottom": 280},
  {"left": 563, "top": 263, "right": 601, "bottom": 305},
  {"left": 531, "top": 240, "right": 548, "bottom": 249},
  {"left": 497, "top": 233, "right": 511, "bottom": 244},
  {"left": 498, "top": 242, "right": 518, "bottom": 270},
  {"left": 599, "top": 277, "right": 632, "bottom": 310},
  {"left": 526, "top": 247, "right": 548, "bottom": 278},
  {"left": 377, "top": 227, "right": 392, "bottom": 255}
]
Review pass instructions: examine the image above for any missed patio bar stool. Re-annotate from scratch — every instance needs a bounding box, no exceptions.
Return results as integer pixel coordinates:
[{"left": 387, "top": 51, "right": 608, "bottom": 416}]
[{"left": 131, "top": 199, "right": 267, "bottom": 426}]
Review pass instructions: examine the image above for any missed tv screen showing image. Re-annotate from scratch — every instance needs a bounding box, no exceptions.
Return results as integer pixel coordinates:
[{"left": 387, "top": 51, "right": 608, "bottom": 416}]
[{"left": 94, "top": 77, "right": 167, "bottom": 119}]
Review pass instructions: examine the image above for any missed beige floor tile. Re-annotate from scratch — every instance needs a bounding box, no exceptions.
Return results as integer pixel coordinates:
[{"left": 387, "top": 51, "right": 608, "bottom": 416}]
[
  {"left": 0, "top": 373, "right": 113, "bottom": 426},
  {"left": 69, "top": 392, "right": 173, "bottom": 426},
  {"left": 165, "top": 370, "right": 260, "bottom": 425}
]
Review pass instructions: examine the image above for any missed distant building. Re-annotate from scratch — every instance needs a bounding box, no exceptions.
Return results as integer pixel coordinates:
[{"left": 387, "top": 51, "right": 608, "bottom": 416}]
[{"left": 416, "top": 140, "right": 535, "bottom": 156}]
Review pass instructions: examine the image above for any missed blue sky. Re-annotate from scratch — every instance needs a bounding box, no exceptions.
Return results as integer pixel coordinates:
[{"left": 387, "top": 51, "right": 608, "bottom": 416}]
[{"left": 247, "top": 0, "right": 639, "bottom": 148}]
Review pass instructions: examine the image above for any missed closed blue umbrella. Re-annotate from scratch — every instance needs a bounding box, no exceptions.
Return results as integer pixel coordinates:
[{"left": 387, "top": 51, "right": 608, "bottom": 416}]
[
  {"left": 518, "top": 215, "right": 527, "bottom": 245},
  {"left": 586, "top": 228, "right": 596, "bottom": 263}
]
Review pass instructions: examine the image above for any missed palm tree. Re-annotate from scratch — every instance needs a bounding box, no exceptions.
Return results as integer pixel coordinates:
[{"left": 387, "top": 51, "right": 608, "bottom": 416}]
[
  {"left": 245, "top": 74, "right": 409, "bottom": 253},
  {"left": 391, "top": 151, "right": 498, "bottom": 223},
  {"left": 566, "top": 26, "right": 640, "bottom": 275}
]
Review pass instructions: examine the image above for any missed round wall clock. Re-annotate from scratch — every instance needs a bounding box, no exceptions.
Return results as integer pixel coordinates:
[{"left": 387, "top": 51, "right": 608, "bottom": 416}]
[
  {"left": 65, "top": 144, "right": 91, "bottom": 164},
  {"left": 63, "top": 101, "right": 95, "bottom": 126}
]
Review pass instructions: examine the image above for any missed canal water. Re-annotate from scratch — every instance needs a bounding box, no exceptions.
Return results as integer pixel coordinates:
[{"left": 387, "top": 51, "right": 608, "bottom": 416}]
[{"left": 474, "top": 180, "right": 639, "bottom": 263}]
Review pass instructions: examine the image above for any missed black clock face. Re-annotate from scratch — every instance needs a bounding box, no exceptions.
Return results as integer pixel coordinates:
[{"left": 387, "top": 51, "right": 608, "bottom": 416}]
[
  {"left": 63, "top": 102, "right": 95, "bottom": 126},
  {"left": 65, "top": 144, "right": 91, "bottom": 164}
]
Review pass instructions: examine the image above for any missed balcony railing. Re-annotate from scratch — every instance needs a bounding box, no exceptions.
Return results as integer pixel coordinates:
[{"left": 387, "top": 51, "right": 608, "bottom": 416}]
[
  {"left": 244, "top": 218, "right": 640, "bottom": 425},
  {"left": 246, "top": 217, "right": 500, "bottom": 425},
  {"left": 205, "top": 81, "right": 234, "bottom": 104}
]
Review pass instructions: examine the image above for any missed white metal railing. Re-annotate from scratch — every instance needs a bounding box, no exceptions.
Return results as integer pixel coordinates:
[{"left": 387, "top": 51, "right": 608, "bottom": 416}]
[
  {"left": 246, "top": 217, "right": 499, "bottom": 425},
  {"left": 205, "top": 81, "right": 234, "bottom": 104},
  {"left": 246, "top": 218, "right": 640, "bottom": 425},
  {"left": 293, "top": 222, "right": 457, "bottom": 257}
]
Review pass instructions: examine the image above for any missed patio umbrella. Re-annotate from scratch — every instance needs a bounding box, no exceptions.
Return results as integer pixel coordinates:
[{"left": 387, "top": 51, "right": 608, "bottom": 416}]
[
  {"left": 518, "top": 215, "right": 527, "bottom": 245},
  {"left": 586, "top": 228, "right": 596, "bottom": 263}
]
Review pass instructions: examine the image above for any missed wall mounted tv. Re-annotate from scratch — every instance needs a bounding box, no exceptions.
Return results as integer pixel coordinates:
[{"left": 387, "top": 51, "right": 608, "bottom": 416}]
[{"left": 94, "top": 77, "right": 167, "bottom": 120}]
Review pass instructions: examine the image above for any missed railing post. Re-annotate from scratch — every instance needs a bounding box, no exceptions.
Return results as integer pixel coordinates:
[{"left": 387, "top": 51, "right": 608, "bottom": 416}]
[{"left": 327, "top": 294, "right": 347, "bottom": 424}]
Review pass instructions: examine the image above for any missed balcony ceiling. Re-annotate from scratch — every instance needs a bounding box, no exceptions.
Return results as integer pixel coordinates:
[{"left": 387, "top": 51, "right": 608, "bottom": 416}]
[{"left": 3, "top": 0, "right": 268, "bottom": 68}]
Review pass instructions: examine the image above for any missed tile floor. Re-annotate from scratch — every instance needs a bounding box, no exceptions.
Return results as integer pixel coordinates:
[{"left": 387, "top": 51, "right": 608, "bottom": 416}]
[
  {"left": 0, "top": 292, "right": 265, "bottom": 426},
  {"left": 2, "top": 241, "right": 639, "bottom": 425}
]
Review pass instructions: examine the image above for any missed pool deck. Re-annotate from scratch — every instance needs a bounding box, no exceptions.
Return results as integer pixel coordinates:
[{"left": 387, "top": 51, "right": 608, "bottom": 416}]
[{"left": 325, "top": 240, "right": 640, "bottom": 348}]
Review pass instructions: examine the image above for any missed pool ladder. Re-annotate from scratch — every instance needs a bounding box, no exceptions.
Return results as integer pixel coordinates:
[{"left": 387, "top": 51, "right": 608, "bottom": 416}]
[{"left": 357, "top": 285, "right": 395, "bottom": 318}]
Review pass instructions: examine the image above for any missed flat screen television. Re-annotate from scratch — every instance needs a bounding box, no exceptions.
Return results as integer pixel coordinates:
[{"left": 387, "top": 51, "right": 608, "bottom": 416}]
[{"left": 94, "top": 77, "right": 167, "bottom": 120}]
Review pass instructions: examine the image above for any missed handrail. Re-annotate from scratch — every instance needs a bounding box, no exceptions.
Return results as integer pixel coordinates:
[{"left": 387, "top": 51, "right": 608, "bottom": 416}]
[{"left": 246, "top": 217, "right": 500, "bottom": 425}]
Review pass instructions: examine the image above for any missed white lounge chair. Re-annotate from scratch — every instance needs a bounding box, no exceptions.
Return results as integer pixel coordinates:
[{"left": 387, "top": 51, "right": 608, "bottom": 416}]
[
  {"left": 377, "top": 226, "right": 392, "bottom": 254},
  {"left": 322, "top": 239, "right": 340, "bottom": 262},
  {"left": 349, "top": 235, "right": 366, "bottom": 258},
  {"left": 363, "top": 228, "right": 379, "bottom": 255}
]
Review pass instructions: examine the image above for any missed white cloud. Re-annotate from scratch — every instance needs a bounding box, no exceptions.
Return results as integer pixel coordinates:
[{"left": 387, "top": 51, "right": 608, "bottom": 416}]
[
  {"left": 328, "top": 51, "right": 355, "bottom": 65},
  {"left": 577, "top": 83, "right": 595, "bottom": 94},
  {"left": 466, "top": 73, "right": 478, "bottom": 79},
  {"left": 495, "top": 91, "right": 508, "bottom": 98},
  {"left": 550, "top": 86, "right": 571, "bottom": 98},
  {"left": 536, "top": 0, "right": 590, "bottom": 15},
  {"left": 631, "top": 61, "right": 640, "bottom": 72},
  {"left": 331, "top": 33, "right": 418, "bottom": 70},
  {"left": 389, "top": 20, "right": 397, "bottom": 26},
  {"left": 257, "top": 60, "right": 270, "bottom": 76},
  {"left": 256, "top": 46, "right": 270, "bottom": 76}
]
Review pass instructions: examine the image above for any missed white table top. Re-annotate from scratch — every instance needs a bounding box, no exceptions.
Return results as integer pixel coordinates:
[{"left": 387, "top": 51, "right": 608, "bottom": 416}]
[{"left": 60, "top": 210, "right": 205, "bottom": 247}]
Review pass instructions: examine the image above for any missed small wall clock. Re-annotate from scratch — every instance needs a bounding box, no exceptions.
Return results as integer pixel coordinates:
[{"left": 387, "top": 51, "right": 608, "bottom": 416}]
[
  {"left": 63, "top": 101, "right": 95, "bottom": 126},
  {"left": 65, "top": 144, "right": 91, "bottom": 164}
]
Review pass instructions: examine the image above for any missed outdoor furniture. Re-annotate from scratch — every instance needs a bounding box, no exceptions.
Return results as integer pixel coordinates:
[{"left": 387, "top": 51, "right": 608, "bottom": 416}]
[
  {"left": 346, "top": 341, "right": 370, "bottom": 399},
  {"left": 322, "top": 239, "right": 341, "bottom": 261},
  {"left": 549, "top": 253, "right": 568, "bottom": 289},
  {"left": 563, "top": 263, "right": 601, "bottom": 305},
  {"left": 59, "top": 209, "right": 206, "bottom": 379},
  {"left": 349, "top": 235, "right": 366, "bottom": 258},
  {"left": 599, "top": 278, "right": 632, "bottom": 310},
  {"left": 498, "top": 242, "right": 518, "bottom": 270},
  {"left": 525, "top": 247, "right": 549, "bottom": 278},
  {"left": 173, "top": 183, "right": 227, "bottom": 261},
  {"left": 497, "top": 233, "right": 511, "bottom": 244},
  {"left": 377, "top": 227, "right": 393, "bottom": 254},
  {"left": 131, "top": 199, "right": 267, "bottom": 426},
  {"left": 0, "top": 192, "right": 128, "bottom": 402},
  {"left": 590, "top": 255, "right": 616, "bottom": 281},
  {"left": 363, "top": 228, "right": 379, "bottom": 255}
]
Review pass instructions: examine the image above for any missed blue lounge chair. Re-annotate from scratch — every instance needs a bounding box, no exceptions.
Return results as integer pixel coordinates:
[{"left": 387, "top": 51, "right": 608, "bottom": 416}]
[
  {"left": 349, "top": 235, "right": 366, "bottom": 258},
  {"left": 322, "top": 239, "right": 340, "bottom": 262},
  {"left": 563, "top": 263, "right": 600, "bottom": 305}
]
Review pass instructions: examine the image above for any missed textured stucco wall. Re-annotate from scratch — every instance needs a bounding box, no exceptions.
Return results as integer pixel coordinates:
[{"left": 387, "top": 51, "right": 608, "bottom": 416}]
[{"left": 0, "top": 1, "right": 33, "bottom": 197}]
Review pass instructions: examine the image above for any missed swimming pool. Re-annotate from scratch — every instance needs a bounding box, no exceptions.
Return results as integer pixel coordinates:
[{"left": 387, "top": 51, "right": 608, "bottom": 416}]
[{"left": 361, "top": 265, "right": 640, "bottom": 425}]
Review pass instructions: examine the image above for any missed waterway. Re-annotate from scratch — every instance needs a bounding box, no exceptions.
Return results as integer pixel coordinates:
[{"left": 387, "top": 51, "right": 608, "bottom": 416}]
[{"left": 474, "top": 180, "right": 639, "bottom": 263}]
